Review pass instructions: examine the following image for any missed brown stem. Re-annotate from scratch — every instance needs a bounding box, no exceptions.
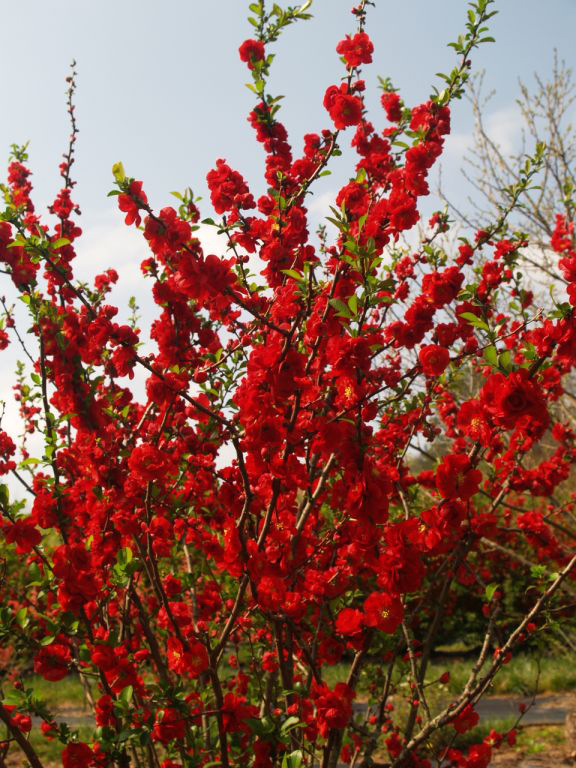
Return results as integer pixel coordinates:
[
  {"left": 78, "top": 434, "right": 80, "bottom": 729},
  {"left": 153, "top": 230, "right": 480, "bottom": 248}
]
[{"left": 0, "top": 703, "right": 44, "bottom": 768}]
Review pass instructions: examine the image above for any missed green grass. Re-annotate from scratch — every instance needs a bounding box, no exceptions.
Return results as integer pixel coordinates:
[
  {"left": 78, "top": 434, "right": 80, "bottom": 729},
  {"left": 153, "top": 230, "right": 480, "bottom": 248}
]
[
  {"left": 322, "top": 651, "right": 576, "bottom": 695},
  {"left": 25, "top": 674, "right": 89, "bottom": 709},
  {"left": 427, "top": 652, "right": 576, "bottom": 695},
  {"left": 517, "top": 724, "right": 565, "bottom": 755}
]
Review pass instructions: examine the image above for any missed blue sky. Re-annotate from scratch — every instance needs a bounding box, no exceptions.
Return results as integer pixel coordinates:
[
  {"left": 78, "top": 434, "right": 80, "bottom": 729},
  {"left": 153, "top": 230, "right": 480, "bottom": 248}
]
[
  {"left": 0, "top": 0, "right": 574, "bottom": 464},
  {"left": 1, "top": 0, "right": 574, "bottom": 218}
]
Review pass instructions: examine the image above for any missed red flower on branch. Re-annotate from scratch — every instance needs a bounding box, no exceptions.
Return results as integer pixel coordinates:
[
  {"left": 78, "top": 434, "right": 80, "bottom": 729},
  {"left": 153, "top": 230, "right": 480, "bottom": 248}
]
[{"left": 436, "top": 454, "right": 482, "bottom": 501}]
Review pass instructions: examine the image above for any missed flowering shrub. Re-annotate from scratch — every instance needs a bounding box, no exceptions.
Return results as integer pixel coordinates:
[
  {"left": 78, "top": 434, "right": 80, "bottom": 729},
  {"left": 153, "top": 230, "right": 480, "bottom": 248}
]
[{"left": 0, "top": 1, "right": 574, "bottom": 767}]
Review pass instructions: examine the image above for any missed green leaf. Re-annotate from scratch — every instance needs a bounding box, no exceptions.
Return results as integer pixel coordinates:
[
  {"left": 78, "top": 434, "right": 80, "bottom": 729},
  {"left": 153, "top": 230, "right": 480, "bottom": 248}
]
[
  {"left": 485, "top": 584, "right": 499, "bottom": 602},
  {"left": 15, "top": 607, "right": 28, "bottom": 628},
  {"left": 530, "top": 565, "right": 547, "bottom": 579},
  {"left": 280, "top": 716, "right": 304, "bottom": 734},
  {"left": 483, "top": 346, "right": 498, "bottom": 367},
  {"left": 112, "top": 162, "right": 126, "bottom": 183},
  {"left": 498, "top": 350, "right": 512, "bottom": 372},
  {"left": 2, "top": 691, "right": 24, "bottom": 707},
  {"left": 50, "top": 238, "right": 71, "bottom": 250},
  {"left": 459, "top": 312, "right": 489, "bottom": 331},
  {"left": 119, "top": 685, "right": 134, "bottom": 704},
  {"left": 328, "top": 298, "right": 352, "bottom": 319},
  {"left": 282, "top": 751, "right": 304, "bottom": 768},
  {"left": 281, "top": 269, "right": 305, "bottom": 283}
]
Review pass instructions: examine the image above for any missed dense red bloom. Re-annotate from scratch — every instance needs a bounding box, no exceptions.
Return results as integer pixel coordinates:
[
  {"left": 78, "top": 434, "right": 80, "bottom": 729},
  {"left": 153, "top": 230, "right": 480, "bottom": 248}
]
[
  {"left": 0, "top": 7, "right": 572, "bottom": 768},
  {"left": 62, "top": 743, "right": 95, "bottom": 768},
  {"left": 419, "top": 345, "right": 450, "bottom": 377},
  {"left": 336, "top": 608, "right": 364, "bottom": 636},
  {"left": 422, "top": 267, "right": 464, "bottom": 307},
  {"left": 336, "top": 182, "right": 369, "bottom": 218},
  {"left": 207, "top": 158, "right": 256, "bottom": 214},
  {"left": 324, "top": 85, "right": 363, "bottom": 129},
  {"left": 153, "top": 708, "right": 186, "bottom": 744},
  {"left": 11, "top": 713, "right": 32, "bottom": 732},
  {"left": 34, "top": 643, "right": 71, "bottom": 682},
  {"left": 239, "top": 39, "right": 265, "bottom": 69},
  {"left": 144, "top": 206, "right": 191, "bottom": 258},
  {"left": 118, "top": 180, "right": 148, "bottom": 226},
  {"left": 3, "top": 518, "right": 41, "bottom": 554},
  {"left": 465, "top": 743, "right": 492, "bottom": 768},
  {"left": 128, "top": 443, "right": 168, "bottom": 481},
  {"left": 363, "top": 592, "right": 403, "bottom": 633},
  {"left": 457, "top": 400, "right": 491, "bottom": 443},
  {"left": 312, "top": 682, "right": 355, "bottom": 738},
  {"left": 551, "top": 213, "right": 574, "bottom": 254},
  {"left": 0, "top": 430, "right": 16, "bottom": 475},
  {"left": 381, "top": 92, "right": 403, "bottom": 122},
  {"left": 436, "top": 454, "right": 482, "bottom": 500},
  {"left": 336, "top": 32, "right": 374, "bottom": 67},
  {"left": 481, "top": 372, "right": 548, "bottom": 429},
  {"left": 95, "top": 695, "right": 117, "bottom": 727},
  {"left": 221, "top": 694, "right": 258, "bottom": 734},
  {"left": 167, "top": 638, "right": 209, "bottom": 679},
  {"left": 452, "top": 704, "right": 480, "bottom": 733}
]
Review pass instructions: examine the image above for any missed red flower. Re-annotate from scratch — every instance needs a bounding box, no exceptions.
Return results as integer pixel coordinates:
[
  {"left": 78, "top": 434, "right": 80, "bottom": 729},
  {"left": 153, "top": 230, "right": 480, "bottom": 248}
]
[
  {"left": 336, "top": 608, "right": 364, "bottom": 637},
  {"left": 3, "top": 518, "right": 41, "bottom": 554},
  {"left": 363, "top": 592, "right": 403, "bottom": 633},
  {"left": 206, "top": 158, "right": 256, "bottom": 214},
  {"left": 62, "top": 743, "right": 95, "bottom": 768},
  {"left": 153, "top": 708, "right": 186, "bottom": 744},
  {"left": 381, "top": 92, "right": 403, "bottom": 122},
  {"left": 324, "top": 85, "right": 363, "bottom": 130},
  {"left": 481, "top": 371, "right": 548, "bottom": 429},
  {"left": 457, "top": 400, "right": 491, "bottom": 443},
  {"left": 239, "top": 39, "right": 265, "bottom": 69},
  {"left": 419, "top": 345, "right": 450, "bottom": 377},
  {"left": 221, "top": 693, "right": 258, "bottom": 734},
  {"left": 167, "top": 638, "right": 209, "bottom": 679},
  {"left": 95, "top": 695, "right": 117, "bottom": 728},
  {"left": 0, "top": 430, "right": 16, "bottom": 475},
  {"left": 452, "top": 704, "right": 479, "bottom": 733},
  {"left": 336, "top": 182, "right": 369, "bottom": 219},
  {"left": 11, "top": 713, "right": 31, "bottom": 732},
  {"left": 144, "top": 206, "right": 191, "bottom": 258},
  {"left": 465, "top": 743, "right": 492, "bottom": 768},
  {"left": 34, "top": 643, "right": 71, "bottom": 682},
  {"left": 312, "top": 681, "right": 355, "bottom": 738},
  {"left": 422, "top": 267, "right": 464, "bottom": 307},
  {"left": 336, "top": 32, "right": 374, "bottom": 68},
  {"left": 436, "top": 454, "right": 482, "bottom": 501},
  {"left": 128, "top": 443, "right": 168, "bottom": 481},
  {"left": 118, "top": 180, "right": 148, "bottom": 227}
]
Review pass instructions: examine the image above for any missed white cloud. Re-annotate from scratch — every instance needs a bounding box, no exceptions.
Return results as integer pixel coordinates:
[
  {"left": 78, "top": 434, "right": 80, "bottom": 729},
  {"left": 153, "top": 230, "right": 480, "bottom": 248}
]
[
  {"left": 484, "top": 105, "right": 524, "bottom": 156},
  {"left": 309, "top": 190, "right": 337, "bottom": 223},
  {"left": 443, "top": 130, "right": 475, "bottom": 163}
]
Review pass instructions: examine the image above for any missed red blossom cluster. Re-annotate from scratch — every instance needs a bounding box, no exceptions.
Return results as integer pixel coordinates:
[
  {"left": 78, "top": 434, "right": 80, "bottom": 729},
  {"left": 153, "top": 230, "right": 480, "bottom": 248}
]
[{"left": 0, "top": 1, "right": 574, "bottom": 768}]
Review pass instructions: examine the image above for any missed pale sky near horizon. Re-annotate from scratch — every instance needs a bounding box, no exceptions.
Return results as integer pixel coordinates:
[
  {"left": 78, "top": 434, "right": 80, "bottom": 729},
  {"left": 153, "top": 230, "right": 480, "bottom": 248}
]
[{"left": 0, "top": 0, "right": 574, "bottom": 479}]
